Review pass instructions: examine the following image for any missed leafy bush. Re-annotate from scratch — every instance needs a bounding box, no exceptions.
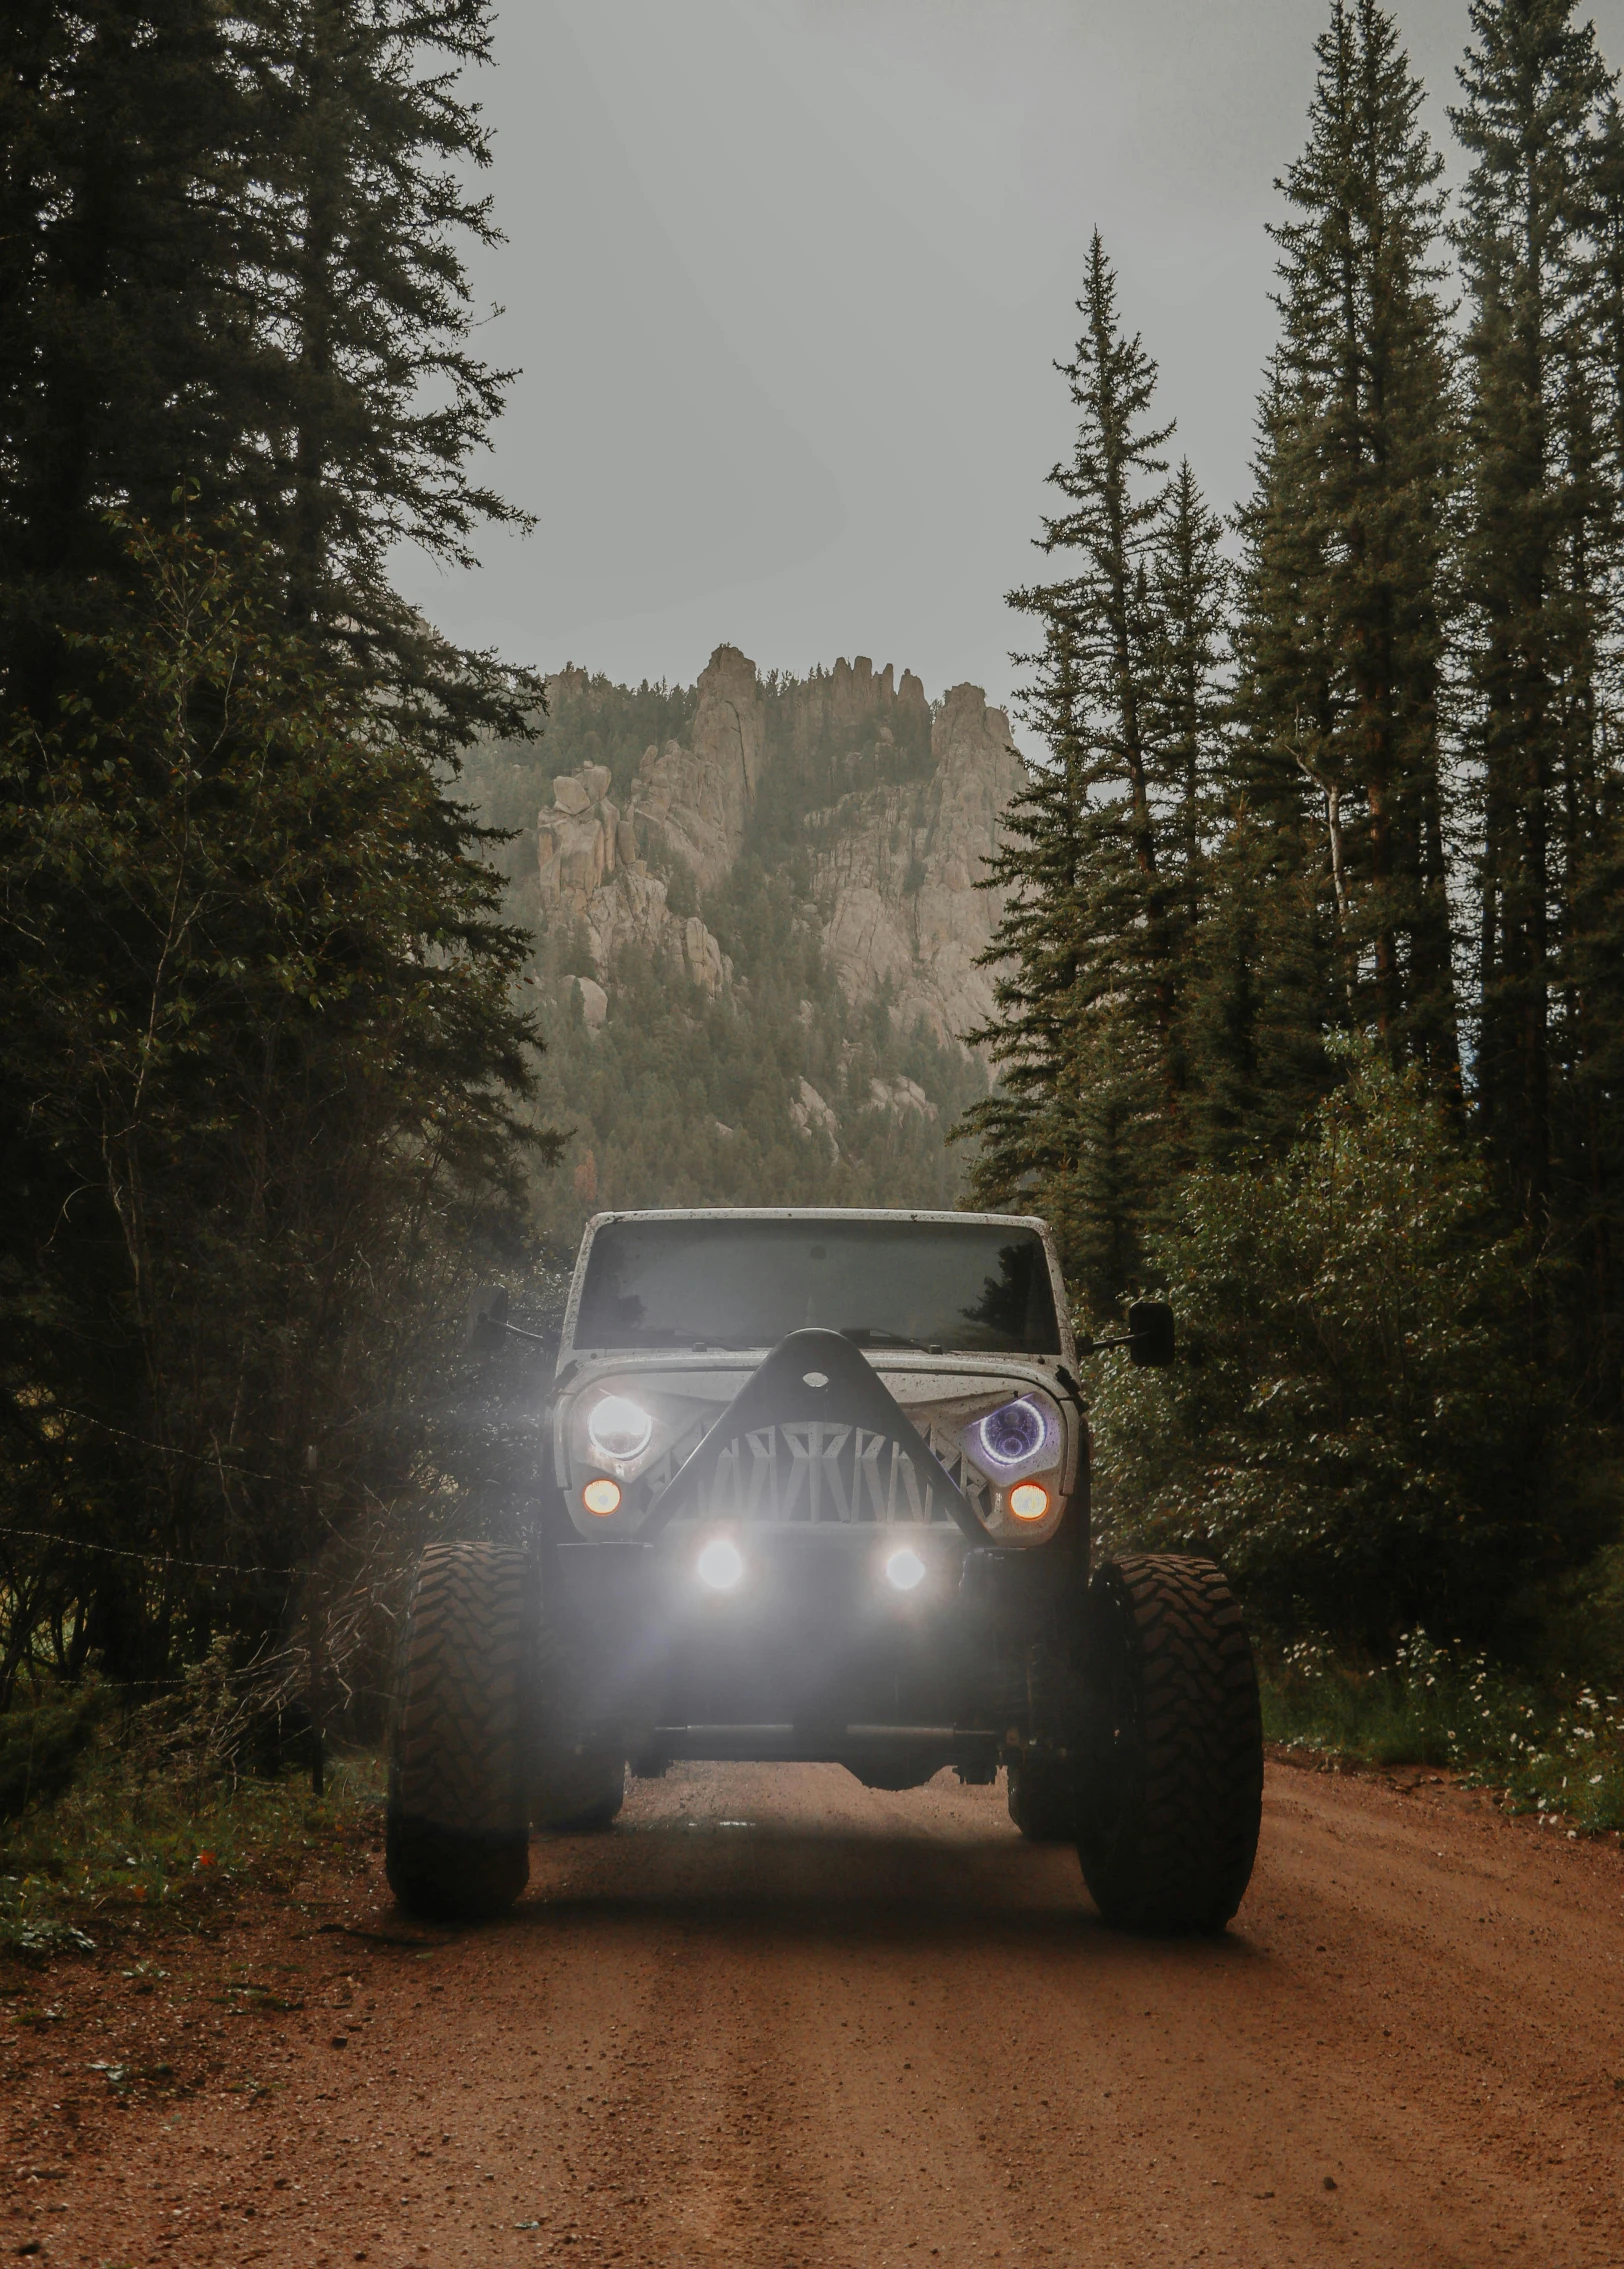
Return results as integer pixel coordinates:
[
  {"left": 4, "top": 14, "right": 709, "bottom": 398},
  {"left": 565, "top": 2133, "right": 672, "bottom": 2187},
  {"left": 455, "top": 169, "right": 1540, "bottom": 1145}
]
[{"left": 1088, "top": 1044, "right": 1564, "bottom": 1647}]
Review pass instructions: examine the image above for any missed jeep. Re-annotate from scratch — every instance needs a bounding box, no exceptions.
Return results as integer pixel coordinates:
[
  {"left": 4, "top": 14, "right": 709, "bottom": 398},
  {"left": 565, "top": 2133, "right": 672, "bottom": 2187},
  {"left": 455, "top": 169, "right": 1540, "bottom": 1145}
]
[{"left": 386, "top": 1208, "right": 1263, "bottom": 1932}]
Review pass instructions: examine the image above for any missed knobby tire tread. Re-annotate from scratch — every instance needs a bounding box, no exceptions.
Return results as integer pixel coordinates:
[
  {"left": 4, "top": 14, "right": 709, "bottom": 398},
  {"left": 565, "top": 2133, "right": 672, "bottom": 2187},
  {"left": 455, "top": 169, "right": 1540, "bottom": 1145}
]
[
  {"left": 1077, "top": 1552, "right": 1262, "bottom": 1934},
  {"left": 386, "top": 1543, "right": 535, "bottom": 1920}
]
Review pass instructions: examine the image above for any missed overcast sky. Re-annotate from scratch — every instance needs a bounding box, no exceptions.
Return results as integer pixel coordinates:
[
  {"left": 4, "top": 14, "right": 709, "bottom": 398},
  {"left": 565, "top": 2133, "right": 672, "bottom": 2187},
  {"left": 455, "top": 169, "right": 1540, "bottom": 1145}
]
[{"left": 394, "top": 0, "right": 1624, "bottom": 717}]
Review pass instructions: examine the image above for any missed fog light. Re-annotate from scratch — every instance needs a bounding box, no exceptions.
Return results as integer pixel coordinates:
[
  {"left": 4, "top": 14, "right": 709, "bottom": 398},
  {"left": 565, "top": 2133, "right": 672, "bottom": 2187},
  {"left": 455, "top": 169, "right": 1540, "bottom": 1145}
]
[
  {"left": 885, "top": 1546, "right": 927, "bottom": 1592},
  {"left": 582, "top": 1477, "right": 621, "bottom": 1516},
  {"left": 1008, "top": 1482, "right": 1049, "bottom": 1521},
  {"left": 697, "top": 1538, "right": 744, "bottom": 1590}
]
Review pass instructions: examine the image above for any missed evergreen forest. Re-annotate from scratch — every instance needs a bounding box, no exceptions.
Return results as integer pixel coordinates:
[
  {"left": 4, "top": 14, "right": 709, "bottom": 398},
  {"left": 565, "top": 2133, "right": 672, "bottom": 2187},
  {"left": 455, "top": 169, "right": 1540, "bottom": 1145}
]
[
  {"left": 1, "top": 0, "right": 1623, "bottom": 1812},
  {"left": 0, "top": 1, "right": 548, "bottom": 1742},
  {"left": 967, "top": 0, "right": 1624, "bottom": 1667}
]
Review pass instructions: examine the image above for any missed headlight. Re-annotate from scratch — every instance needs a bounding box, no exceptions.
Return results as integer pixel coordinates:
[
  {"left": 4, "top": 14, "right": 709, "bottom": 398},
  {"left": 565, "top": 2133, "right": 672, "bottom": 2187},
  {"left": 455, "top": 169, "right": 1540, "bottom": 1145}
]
[
  {"left": 588, "top": 1394, "right": 653, "bottom": 1461},
  {"left": 972, "top": 1397, "right": 1052, "bottom": 1470}
]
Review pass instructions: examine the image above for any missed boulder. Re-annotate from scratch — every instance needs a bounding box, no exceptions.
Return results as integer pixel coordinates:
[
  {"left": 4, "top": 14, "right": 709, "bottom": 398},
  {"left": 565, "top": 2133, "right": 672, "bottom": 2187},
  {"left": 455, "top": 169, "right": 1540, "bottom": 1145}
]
[
  {"left": 789, "top": 1077, "right": 840, "bottom": 1154},
  {"left": 869, "top": 1075, "right": 937, "bottom": 1120},
  {"left": 557, "top": 974, "right": 609, "bottom": 1032}
]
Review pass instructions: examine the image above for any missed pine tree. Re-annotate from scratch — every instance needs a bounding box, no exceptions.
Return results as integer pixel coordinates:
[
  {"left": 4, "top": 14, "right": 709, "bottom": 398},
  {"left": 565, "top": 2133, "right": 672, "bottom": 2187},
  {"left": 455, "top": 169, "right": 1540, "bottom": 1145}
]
[
  {"left": 1452, "top": 0, "right": 1613, "bottom": 1229},
  {"left": 231, "top": 0, "right": 536, "bottom": 754},
  {"left": 1182, "top": 798, "right": 1333, "bottom": 1169},
  {"left": 0, "top": 4, "right": 536, "bottom": 752},
  {"left": 0, "top": 3, "right": 251, "bottom": 719},
  {"left": 1554, "top": 85, "right": 1624, "bottom": 1407},
  {"left": 0, "top": 10, "right": 555, "bottom": 1681},
  {"left": 1031, "top": 234, "right": 1177, "bottom": 1134},
  {"left": 1229, "top": 0, "right": 1460, "bottom": 1112},
  {"left": 1592, "top": 93, "right": 1624, "bottom": 557},
  {"left": 1206, "top": 363, "right": 1346, "bottom": 1160},
  {"left": 1144, "top": 460, "right": 1232, "bottom": 1105},
  {"left": 0, "top": 520, "right": 546, "bottom": 1685},
  {"left": 1567, "top": 778, "right": 1624, "bottom": 1400},
  {"left": 958, "top": 620, "right": 1091, "bottom": 1213},
  {"left": 962, "top": 237, "right": 1222, "bottom": 1312}
]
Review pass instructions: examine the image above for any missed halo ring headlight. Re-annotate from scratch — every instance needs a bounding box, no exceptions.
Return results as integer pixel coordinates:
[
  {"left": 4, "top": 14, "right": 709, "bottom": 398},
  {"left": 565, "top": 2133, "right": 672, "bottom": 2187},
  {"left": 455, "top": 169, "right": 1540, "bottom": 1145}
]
[
  {"left": 588, "top": 1394, "right": 653, "bottom": 1461},
  {"left": 973, "top": 1397, "right": 1051, "bottom": 1470}
]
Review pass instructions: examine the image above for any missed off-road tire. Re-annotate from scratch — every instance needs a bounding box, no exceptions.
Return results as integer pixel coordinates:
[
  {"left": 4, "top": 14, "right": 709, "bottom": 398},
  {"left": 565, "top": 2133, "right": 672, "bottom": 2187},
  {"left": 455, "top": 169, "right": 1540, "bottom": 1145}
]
[
  {"left": 1006, "top": 1758, "right": 1078, "bottom": 1841},
  {"left": 386, "top": 1544, "right": 535, "bottom": 1921},
  {"left": 1075, "top": 1553, "right": 1262, "bottom": 1934}
]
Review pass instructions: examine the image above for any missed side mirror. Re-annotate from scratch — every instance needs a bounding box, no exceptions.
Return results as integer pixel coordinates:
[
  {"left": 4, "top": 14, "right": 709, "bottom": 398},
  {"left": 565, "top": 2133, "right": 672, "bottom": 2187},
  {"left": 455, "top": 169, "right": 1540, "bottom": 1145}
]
[
  {"left": 466, "top": 1283, "right": 510, "bottom": 1356},
  {"left": 1127, "top": 1300, "right": 1175, "bottom": 1369}
]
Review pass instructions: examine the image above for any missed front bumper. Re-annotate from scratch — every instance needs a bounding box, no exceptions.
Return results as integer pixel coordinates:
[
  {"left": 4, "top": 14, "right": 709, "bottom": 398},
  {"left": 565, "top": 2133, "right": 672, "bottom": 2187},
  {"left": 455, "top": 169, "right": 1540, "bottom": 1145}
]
[{"left": 546, "top": 1523, "right": 1086, "bottom": 1777}]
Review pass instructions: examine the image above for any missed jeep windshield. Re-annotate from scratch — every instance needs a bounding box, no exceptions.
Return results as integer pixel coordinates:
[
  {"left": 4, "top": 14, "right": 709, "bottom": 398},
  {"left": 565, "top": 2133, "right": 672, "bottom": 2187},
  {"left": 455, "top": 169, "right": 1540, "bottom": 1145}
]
[{"left": 574, "top": 1218, "right": 1061, "bottom": 1356}]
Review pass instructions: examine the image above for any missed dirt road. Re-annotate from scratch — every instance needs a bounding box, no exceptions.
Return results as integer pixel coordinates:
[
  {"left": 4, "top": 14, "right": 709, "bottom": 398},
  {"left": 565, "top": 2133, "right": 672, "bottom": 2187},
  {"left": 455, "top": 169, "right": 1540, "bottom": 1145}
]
[{"left": 10, "top": 1759, "right": 1624, "bottom": 2269}]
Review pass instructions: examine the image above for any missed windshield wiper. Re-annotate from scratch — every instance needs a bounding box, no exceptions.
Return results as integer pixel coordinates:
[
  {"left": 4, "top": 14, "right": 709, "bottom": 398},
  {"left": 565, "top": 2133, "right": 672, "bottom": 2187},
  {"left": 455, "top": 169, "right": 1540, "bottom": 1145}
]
[{"left": 839, "top": 1327, "right": 936, "bottom": 1351}]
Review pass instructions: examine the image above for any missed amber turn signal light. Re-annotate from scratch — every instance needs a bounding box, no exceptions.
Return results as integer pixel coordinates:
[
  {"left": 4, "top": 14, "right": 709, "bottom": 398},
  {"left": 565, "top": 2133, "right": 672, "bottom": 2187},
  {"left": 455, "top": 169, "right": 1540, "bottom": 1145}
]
[
  {"left": 1008, "top": 1481, "right": 1049, "bottom": 1521},
  {"left": 582, "top": 1477, "right": 622, "bottom": 1517}
]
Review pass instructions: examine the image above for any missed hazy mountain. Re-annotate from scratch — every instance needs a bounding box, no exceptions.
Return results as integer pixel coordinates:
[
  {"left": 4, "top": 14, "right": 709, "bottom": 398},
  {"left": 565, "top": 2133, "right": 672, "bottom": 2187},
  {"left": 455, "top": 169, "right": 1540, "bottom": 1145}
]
[{"left": 460, "top": 645, "right": 1026, "bottom": 1250}]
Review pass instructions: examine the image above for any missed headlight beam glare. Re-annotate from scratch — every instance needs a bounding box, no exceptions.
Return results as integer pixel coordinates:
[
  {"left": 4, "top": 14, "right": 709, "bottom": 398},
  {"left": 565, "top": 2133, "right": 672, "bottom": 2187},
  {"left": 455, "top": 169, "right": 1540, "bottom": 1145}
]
[
  {"left": 588, "top": 1394, "right": 654, "bottom": 1461},
  {"left": 697, "top": 1538, "right": 744, "bottom": 1591},
  {"left": 885, "top": 1547, "right": 927, "bottom": 1592}
]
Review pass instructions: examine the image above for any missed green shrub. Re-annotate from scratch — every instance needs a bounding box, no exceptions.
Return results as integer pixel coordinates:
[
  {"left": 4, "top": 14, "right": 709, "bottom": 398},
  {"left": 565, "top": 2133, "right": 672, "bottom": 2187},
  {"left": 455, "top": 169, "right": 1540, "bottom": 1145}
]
[
  {"left": 0, "top": 1732, "right": 383, "bottom": 1960},
  {"left": 1263, "top": 1631, "right": 1624, "bottom": 1833},
  {"left": 1089, "top": 1044, "right": 1564, "bottom": 1647}
]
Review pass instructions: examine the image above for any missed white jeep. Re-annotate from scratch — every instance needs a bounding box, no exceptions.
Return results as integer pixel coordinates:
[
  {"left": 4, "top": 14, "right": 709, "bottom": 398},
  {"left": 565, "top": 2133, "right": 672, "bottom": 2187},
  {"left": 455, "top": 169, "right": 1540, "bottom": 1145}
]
[{"left": 387, "top": 1208, "right": 1262, "bottom": 1932}]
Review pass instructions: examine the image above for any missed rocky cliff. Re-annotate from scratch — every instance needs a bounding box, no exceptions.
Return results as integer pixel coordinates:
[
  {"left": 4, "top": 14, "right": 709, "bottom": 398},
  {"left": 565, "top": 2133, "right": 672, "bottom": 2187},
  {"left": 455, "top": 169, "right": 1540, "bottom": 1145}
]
[
  {"left": 534, "top": 644, "right": 1024, "bottom": 1048},
  {"left": 802, "top": 678, "right": 1025, "bottom": 1046}
]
